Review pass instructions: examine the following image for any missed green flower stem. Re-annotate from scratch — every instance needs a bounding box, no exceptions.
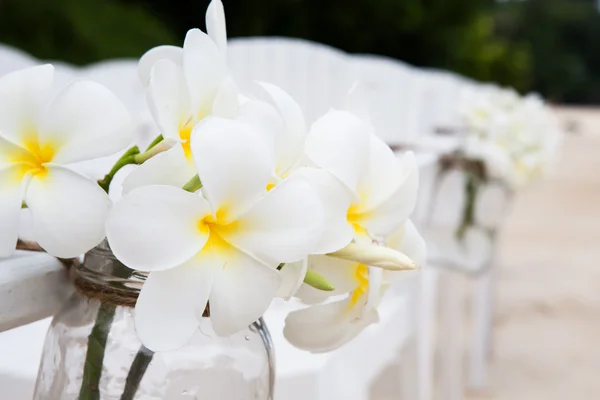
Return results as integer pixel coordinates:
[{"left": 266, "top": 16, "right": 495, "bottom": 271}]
[
  {"left": 133, "top": 140, "right": 171, "bottom": 164},
  {"left": 277, "top": 263, "right": 335, "bottom": 291},
  {"left": 456, "top": 172, "right": 480, "bottom": 241},
  {"left": 120, "top": 345, "right": 154, "bottom": 400},
  {"left": 79, "top": 302, "right": 117, "bottom": 400},
  {"left": 182, "top": 174, "right": 202, "bottom": 192},
  {"left": 97, "top": 138, "right": 172, "bottom": 193},
  {"left": 97, "top": 146, "right": 140, "bottom": 193}
]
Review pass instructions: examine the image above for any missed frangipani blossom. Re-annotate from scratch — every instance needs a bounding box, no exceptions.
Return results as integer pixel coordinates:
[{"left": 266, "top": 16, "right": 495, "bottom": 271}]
[
  {"left": 284, "top": 220, "right": 426, "bottom": 353},
  {"left": 137, "top": 0, "right": 227, "bottom": 85},
  {"left": 255, "top": 84, "right": 357, "bottom": 254},
  {"left": 124, "top": 0, "right": 238, "bottom": 192},
  {"left": 459, "top": 86, "right": 561, "bottom": 188},
  {"left": 306, "top": 110, "right": 419, "bottom": 243},
  {"left": 0, "top": 65, "right": 131, "bottom": 258},
  {"left": 279, "top": 106, "right": 423, "bottom": 351},
  {"left": 249, "top": 87, "right": 372, "bottom": 298},
  {"left": 106, "top": 117, "right": 324, "bottom": 351}
]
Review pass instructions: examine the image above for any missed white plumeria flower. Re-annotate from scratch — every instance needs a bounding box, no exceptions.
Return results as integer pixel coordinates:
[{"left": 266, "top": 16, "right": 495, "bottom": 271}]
[
  {"left": 281, "top": 109, "right": 422, "bottom": 351},
  {"left": 106, "top": 117, "right": 324, "bottom": 351},
  {"left": 0, "top": 65, "right": 131, "bottom": 258},
  {"left": 124, "top": 0, "right": 239, "bottom": 192},
  {"left": 284, "top": 220, "right": 426, "bottom": 353},
  {"left": 460, "top": 86, "right": 561, "bottom": 188},
  {"left": 255, "top": 83, "right": 357, "bottom": 254},
  {"left": 249, "top": 86, "right": 379, "bottom": 298},
  {"left": 306, "top": 110, "right": 419, "bottom": 243},
  {"left": 137, "top": 0, "right": 227, "bottom": 85}
]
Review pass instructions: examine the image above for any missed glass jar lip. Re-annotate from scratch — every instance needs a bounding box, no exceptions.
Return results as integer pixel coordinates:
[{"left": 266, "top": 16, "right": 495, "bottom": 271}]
[{"left": 76, "top": 240, "right": 146, "bottom": 295}]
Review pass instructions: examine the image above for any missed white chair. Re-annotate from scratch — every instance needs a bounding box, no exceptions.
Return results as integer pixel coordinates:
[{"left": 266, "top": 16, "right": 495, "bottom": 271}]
[
  {"left": 229, "top": 37, "right": 448, "bottom": 400},
  {"left": 228, "top": 37, "right": 355, "bottom": 125}
]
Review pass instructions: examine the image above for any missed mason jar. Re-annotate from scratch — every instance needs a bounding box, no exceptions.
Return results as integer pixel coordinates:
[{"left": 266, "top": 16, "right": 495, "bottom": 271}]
[{"left": 33, "top": 241, "right": 274, "bottom": 400}]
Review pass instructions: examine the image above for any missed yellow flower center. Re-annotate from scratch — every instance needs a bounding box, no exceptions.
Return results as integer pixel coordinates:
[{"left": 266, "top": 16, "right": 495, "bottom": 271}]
[
  {"left": 347, "top": 203, "right": 368, "bottom": 236},
  {"left": 348, "top": 264, "right": 369, "bottom": 309},
  {"left": 179, "top": 123, "right": 194, "bottom": 159},
  {"left": 197, "top": 209, "right": 239, "bottom": 256},
  {"left": 10, "top": 134, "right": 55, "bottom": 180}
]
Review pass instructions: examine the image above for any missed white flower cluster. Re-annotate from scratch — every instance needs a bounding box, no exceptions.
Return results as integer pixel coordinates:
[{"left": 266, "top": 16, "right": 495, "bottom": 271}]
[
  {"left": 459, "top": 85, "right": 562, "bottom": 188},
  {"left": 0, "top": 0, "right": 424, "bottom": 353}
]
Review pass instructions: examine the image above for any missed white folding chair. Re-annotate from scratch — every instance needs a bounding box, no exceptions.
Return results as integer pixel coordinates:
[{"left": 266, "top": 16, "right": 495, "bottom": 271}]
[{"left": 228, "top": 36, "right": 439, "bottom": 400}]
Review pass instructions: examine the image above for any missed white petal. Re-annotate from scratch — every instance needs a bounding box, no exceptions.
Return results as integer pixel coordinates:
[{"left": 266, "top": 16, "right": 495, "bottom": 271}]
[
  {"left": 359, "top": 152, "right": 419, "bottom": 238},
  {"left": 235, "top": 99, "right": 282, "bottom": 164},
  {"left": 295, "top": 255, "right": 359, "bottom": 304},
  {"left": 25, "top": 165, "right": 110, "bottom": 258},
  {"left": 138, "top": 45, "right": 183, "bottom": 86},
  {"left": 386, "top": 219, "right": 426, "bottom": 267},
  {"left": 209, "top": 249, "right": 281, "bottom": 336},
  {"left": 224, "top": 175, "right": 323, "bottom": 265},
  {"left": 206, "top": 0, "right": 228, "bottom": 57},
  {"left": 106, "top": 185, "right": 210, "bottom": 271},
  {"left": 211, "top": 77, "right": 239, "bottom": 118},
  {"left": 258, "top": 82, "right": 306, "bottom": 174},
  {"left": 291, "top": 168, "right": 354, "bottom": 254},
  {"left": 358, "top": 135, "right": 410, "bottom": 210},
  {"left": 0, "top": 64, "right": 53, "bottom": 145},
  {"left": 305, "top": 110, "right": 370, "bottom": 194},
  {"left": 135, "top": 254, "right": 218, "bottom": 351},
  {"left": 366, "top": 266, "right": 383, "bottom": 312},
  {"left": 40, "top": 80, "right": 132, "bottom": 164},
  {"left": 283, "top": 299, "right": 379, "bottom": 353},
  {"left": 183, "top": 29, "right": 226, "bottom": 117},
  {"left": 122, "top": 145, "right": 196, "bottom": 194},
  {"left": 191, "top": 117, "right": 272, "bottom": 218},
  {"left": 0, "top": 165, "right": 26, "bottom": 257},
  {"left": 0, "top": 136, "right": 32, "bottom": 170},
  {"left": 276, "top": 259, "right": 307, "bottom": 300},
  {"left": 147, "top": 60, "right": 191, "bottom": 140}
]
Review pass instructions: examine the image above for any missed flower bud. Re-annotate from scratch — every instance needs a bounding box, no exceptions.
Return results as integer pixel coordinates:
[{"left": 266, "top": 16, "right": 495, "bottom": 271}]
[{"left": 327, "top": 243, "right": 417, "bottom": 271}]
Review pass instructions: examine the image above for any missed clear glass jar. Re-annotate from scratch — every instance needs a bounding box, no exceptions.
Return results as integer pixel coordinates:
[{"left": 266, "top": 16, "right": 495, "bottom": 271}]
[
  {"left": 33, "top": 242, "right": 274, "bottom": 400},
  {"left": 419, "top": 156, "right": 513, "bottom": 274}
]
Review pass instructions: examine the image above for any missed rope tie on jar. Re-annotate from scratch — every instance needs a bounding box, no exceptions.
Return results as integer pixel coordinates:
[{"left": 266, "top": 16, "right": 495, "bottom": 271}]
[{"left": 15, "top": 238, "right": 211, "bottom": 315}]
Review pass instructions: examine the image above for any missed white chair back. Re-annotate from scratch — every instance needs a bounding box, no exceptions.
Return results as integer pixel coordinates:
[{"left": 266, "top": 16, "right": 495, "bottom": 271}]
[{"left": 228, "top": 37, "right": 355, "bottom": 125}]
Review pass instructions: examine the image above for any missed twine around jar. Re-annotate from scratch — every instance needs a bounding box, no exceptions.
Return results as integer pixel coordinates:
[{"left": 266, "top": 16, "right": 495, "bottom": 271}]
[{"left": 15, "top": 239, "right": 211, "bottom": 315}]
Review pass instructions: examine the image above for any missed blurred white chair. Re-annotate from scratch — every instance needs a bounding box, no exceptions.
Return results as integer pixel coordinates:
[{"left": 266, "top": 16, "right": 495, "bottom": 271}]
[
  {"left": 229, "top": 37, "right": 440, "bottom": 400},
  {"left": 349, "top": 54, "right": 422, "bottom": 146},
  {"left": 419, "top": 161, "right": 513, "bottom": 400},
  {"left": 228, "top": 37, "right": 355, "bottom": 125}
]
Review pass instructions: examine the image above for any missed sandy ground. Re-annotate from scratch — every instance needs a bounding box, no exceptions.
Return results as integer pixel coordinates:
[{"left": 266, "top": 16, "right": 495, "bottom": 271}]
[{"left": 462, "top": 108, "right": 600, "bottom": 399}]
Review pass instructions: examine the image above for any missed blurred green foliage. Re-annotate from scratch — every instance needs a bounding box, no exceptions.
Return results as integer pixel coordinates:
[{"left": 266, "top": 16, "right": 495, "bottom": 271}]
[
  {"left": 0, "top": 0, "right": 177, "bottom": 64},
  {"left": 0, "top": 0, "right": 599, "bottom": 103},
  {"left": 495, "top": 0, "right": 600, "bottom": 103}
]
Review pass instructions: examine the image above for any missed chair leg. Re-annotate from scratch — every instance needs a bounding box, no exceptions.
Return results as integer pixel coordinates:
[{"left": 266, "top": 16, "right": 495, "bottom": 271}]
[
  {"left": 416, "top": 267, "right": 439, "bottom": 400},
  {"left": 468, "top": 269, "right": 494, "bottom": 390},
  {"left": 400, "top": 338, "right": 419, "bottom": 400},
  {"left": 440, "top": 270, "right": 464, "bottom": 400}
]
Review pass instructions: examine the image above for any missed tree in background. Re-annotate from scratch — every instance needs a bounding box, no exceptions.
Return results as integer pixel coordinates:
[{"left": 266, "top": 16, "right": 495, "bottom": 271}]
[
  {"left": 495, "top": 0, "right": 600, "bottom": 103},
  {"left": 0, "top": 0, "right": 177, "bottom": 65},
  {"left": 1, "top": 0, "right": 599, "bottom": 103},
  {"left": 142, "top": 0, "right": 531, "bottom": 90}
]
